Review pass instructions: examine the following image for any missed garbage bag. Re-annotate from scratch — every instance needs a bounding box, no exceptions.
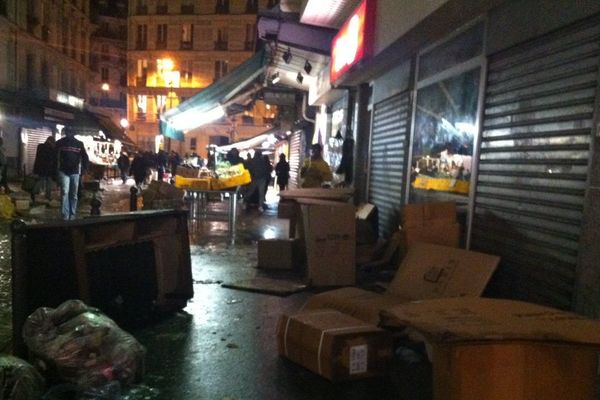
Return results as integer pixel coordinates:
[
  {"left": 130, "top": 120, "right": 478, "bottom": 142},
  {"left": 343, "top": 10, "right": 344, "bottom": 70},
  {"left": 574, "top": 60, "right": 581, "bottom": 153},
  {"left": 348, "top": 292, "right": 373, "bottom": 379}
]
[
  {"left": 0, "top": 355, "right": 45, "bottom": 400},
  {"left": 22, "top": 299, "right": 146, "bottom": 389},
  {"left": 0, "top": 194, "right": 15, "bottom": 219}
]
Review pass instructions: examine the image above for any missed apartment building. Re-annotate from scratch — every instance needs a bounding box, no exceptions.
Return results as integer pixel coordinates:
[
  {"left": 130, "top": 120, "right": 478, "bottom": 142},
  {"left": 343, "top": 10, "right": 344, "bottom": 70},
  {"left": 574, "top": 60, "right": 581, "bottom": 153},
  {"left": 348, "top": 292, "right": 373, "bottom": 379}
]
[
  {"left": 0, "top": 0, "right": 94, "bottom": 175},
  {"left": 127, "top": 0, "right": 279, "bottom": 155},
  {"left": 89, "top": 0, "right": 129, "bottom": 130}
]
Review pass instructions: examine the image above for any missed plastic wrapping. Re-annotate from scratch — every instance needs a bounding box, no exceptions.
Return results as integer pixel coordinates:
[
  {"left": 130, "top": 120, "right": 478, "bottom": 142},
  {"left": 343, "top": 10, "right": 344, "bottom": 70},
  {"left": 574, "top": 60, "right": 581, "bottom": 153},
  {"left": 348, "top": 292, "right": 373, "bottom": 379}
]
[
  {"left": 0, "top": 355, "right": 45, "bottom": 400},
  {"left": 22, "top": 300, "right": 146, "bottom": 389}
]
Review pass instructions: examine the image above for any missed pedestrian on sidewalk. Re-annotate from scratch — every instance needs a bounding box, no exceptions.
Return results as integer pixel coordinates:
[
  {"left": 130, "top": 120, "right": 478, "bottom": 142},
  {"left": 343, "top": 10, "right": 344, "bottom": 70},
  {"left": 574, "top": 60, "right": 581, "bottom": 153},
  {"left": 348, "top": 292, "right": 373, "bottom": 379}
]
[
  {"left": 300, "top": 143, "right": 332, "bottom": 188},
  {"left": 244, "top": 149, "right": 269, "bottom": 212},
  {"left": 33, "top": 136, "right": 57, "bottom": 200},
  {"left": 117, "top": 151, "right": 130, "bottom": 184},
  {"left": 56, "top": 126, "right": 89, "bottom": 220},
  {"left": 275, "top": 153, "right": 290, "bottom": 192}
]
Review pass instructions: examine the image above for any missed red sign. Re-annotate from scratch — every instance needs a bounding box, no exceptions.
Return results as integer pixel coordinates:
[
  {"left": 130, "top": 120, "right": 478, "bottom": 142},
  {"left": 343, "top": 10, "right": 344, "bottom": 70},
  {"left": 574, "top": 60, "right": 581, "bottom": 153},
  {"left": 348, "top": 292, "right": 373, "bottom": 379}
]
[{"left": 330, "top": 0, "right": 376, "bottom": 83}]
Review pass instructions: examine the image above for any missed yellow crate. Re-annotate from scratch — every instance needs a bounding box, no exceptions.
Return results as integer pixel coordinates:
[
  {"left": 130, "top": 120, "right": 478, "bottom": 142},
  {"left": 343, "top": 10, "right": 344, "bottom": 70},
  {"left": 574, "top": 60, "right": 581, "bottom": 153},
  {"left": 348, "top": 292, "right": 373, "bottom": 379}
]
[
  {"left": 212, "top": 169, "right": 251, "bottom": 190},
  {"left": 174, "top": 175, "right": 212, "bottom": 190},
  {"left": 412, "top": 175, "right": 470, "bottom": 194}
]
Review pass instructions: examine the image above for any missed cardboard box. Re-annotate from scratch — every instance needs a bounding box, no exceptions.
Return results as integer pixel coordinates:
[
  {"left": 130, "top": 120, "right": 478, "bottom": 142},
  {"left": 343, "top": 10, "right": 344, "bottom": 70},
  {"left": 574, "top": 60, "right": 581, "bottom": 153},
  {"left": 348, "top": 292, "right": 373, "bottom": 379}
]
[
  {"left": 401, "top": 222, "right": 460, "bottom": 249},
  {"left": 257, "top": 239, "right": 303, "bottom": 270},
  {"left": 303, "top": 243, "right": 500, "bottom": 323},
  {"left": 300, "top": 200, "right": 356, "bottom": 287},
  {"left": 401, "top": 201, "right": 457, "bottom": 229},
  {"left": 176, "top": 166, "right": 200, "bottom": 178},
  {"left": 277, "top": 309, "right": 393, "bottom": 381},
  {"left": 380, "top": 298, "right": 600, "bottom": 400}
]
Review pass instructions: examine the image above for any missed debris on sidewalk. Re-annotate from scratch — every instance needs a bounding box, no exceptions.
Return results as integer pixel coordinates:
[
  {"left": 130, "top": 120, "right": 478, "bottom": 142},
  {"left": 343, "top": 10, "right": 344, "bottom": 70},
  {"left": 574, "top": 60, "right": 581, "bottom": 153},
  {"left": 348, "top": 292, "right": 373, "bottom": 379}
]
[
  {"left": 222, "top": 277, "right": 307, "bottom": 296},
  {"left": 22, "top": 299, "right": 146, "bottom": 389}
]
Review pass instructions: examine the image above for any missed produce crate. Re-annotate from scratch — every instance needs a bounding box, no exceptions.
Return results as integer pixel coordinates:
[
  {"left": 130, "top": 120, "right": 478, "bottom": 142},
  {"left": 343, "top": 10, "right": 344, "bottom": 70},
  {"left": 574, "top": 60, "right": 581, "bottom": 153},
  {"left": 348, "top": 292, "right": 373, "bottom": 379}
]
[{"left": 211, "top": 169, "right": 251, "bottom": 190}]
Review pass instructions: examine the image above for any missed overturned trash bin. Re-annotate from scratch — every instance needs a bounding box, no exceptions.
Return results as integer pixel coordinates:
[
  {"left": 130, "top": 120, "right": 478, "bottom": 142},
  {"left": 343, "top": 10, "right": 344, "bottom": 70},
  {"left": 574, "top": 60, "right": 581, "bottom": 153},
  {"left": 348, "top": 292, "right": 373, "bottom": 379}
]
[{"left": 12, "top": 210, "right": 193, "bottom": 357}]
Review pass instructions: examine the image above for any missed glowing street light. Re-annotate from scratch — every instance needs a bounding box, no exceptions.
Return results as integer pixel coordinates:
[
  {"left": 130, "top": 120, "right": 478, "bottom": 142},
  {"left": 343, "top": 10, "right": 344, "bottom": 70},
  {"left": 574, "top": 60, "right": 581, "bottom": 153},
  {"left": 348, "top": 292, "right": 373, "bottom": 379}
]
[
  {"left": 120, "top": 118, "right": 129, "bottom": 129},
  {"left": 101, "top": 83, "right": 110, "bottom": 91}
]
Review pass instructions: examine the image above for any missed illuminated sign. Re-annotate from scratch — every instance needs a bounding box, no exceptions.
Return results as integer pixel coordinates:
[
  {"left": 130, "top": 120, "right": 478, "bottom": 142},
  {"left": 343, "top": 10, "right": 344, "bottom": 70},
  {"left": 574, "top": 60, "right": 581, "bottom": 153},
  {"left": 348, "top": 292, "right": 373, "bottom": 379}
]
[{"left": 330, "top": 0, "right": 376, "bottom": 83}]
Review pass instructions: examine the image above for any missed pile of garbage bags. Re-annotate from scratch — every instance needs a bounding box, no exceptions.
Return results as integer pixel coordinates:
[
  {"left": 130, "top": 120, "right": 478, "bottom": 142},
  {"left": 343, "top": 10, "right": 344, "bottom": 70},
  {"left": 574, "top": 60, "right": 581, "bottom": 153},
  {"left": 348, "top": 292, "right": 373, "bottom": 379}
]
[{"left": 12, "top": 300, "right": 146, "bottom": 400}]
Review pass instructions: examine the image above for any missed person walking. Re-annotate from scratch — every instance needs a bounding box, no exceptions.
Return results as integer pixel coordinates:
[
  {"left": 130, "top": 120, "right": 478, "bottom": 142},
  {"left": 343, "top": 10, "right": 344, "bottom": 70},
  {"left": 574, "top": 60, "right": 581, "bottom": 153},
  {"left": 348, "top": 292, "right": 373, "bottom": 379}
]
[
  {"left": 244, "top": 149, "right": 270, "bottom": 212},
  {"left": 274, "top": 153, "right": 290, "bottom": 192},
  {"left": 33, "top": 136, "right": 57, "bottom": 200},
  {"left": 55, "top": 126, "right": 89, "bottom": 220},
  {"left": 300, "top": 143, "right": 333, "bottom": 188},
  {"left": 117, "top": 151, "right": 130, "bottom": 184},
  {"left": 129, "top": 152, "right": 147, "bottom": 188}
]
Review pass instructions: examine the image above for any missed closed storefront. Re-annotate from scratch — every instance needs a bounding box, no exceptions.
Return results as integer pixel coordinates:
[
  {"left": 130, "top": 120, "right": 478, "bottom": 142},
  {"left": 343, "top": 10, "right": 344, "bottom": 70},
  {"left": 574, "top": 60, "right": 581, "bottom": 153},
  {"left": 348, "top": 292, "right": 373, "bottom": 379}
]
[
  {"left": 368, "top": 92, "right": 410, "bottom": 237},
  {"left": 288, "top": 130, "right": 304, "bottom": 189},
  {"left": 22, "top": 127, "right": 53, "bottom": 175},
  {"left": 471, "top": 16, "right": 600, "bottom": 310}
]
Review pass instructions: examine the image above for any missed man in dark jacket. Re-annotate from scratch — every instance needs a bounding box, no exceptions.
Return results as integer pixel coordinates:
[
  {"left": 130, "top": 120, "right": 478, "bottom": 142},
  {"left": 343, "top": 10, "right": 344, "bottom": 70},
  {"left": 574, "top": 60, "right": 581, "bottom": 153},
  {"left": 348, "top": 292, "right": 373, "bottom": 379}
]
[
  {"left": 33, "top": 136, "right": 57, "bottom": 200},
  {"left": 55, "top": 126, "right": 89, "bottom": 220},
  {"left": 117, "top": 151, "right": 130, "bottom": 184}
]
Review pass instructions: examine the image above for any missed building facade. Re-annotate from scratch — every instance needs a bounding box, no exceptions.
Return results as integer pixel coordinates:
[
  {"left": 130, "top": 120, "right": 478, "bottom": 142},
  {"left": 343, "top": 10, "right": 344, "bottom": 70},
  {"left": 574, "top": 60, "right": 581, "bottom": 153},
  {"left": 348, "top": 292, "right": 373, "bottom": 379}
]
[
  {"left": 89, "top": 0, "right": 129, "bottom": 130},
  {"left": 127, "top": 0, "right": 279, "bottom": 155},
  {"left": 0, "top": 0, "right": 94, "bottom": 175}
]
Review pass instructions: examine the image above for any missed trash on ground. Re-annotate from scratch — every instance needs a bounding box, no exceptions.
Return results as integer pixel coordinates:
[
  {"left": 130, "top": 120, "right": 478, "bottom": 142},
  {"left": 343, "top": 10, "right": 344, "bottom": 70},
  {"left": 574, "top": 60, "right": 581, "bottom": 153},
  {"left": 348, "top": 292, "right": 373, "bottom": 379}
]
[
  {"left": 22, "top": 299, "right": 146, "bottom": 389},
  {"left": 222, "top": 278, "right": 307, "bottom": 296},
  {"left": 0, "top": 355, "right": 45, "bottom": 400}
]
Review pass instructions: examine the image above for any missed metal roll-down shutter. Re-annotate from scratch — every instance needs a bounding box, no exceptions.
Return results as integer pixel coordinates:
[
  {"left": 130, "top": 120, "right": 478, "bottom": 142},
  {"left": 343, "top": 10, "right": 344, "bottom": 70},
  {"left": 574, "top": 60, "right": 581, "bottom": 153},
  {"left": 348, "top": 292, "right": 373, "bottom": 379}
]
[
  {"left": 288, "top": 131, "right": 303, "bottom": 189},
  {"left": 368, "top": 92, "right": 411, "bottom": 238},
  {"left": 471, "top": 17, "right": 599, "bottom": 309},
  {"left": 24, "top": 128, "right": 53, "bottom": 175}
]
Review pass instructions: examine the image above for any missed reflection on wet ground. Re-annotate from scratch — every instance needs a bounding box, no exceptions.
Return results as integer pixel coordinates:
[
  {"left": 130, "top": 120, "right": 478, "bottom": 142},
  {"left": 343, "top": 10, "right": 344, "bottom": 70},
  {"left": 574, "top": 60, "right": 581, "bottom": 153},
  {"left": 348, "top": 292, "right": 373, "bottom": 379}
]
[{"left": 0, "top": 222, "right": 10, "bottom": 353}]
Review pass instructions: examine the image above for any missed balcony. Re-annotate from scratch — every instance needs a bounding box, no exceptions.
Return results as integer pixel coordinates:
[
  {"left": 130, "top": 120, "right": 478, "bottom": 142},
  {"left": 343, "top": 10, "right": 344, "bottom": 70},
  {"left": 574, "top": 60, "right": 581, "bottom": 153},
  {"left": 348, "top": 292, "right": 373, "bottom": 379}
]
[
  {"left": 214, "top": 41, "right": 228, "bottom": 51},
  {"left": 156, "top": 5, "right": 168, "bottom": 14},
  {"left": 136, "top": 5, "right": 148, "bottom": 15},
  {"left": 180, "top": 41, "right": 193, "bottom": 50},
  {"left": 181, "top": 5, "right": 194, "bottom": 14}
]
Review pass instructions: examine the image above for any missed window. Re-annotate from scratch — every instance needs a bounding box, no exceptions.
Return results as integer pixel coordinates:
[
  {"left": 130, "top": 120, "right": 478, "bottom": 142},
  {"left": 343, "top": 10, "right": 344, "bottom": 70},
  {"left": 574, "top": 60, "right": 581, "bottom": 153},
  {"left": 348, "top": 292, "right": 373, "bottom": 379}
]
[
  {"left": 0, "top": 0, "right": 7, "bottom": 16},
  {"left": 181, "top": 23, "right": 193, "bottom": 49},
  {"left": 101, "top": 67, "right": 109, "bottom": 81},
  {"left": 215, "top": 0, "right": 229, "bottom": 14},
  {"left": 215, "top": 28, "right": 228, "bottom": 50},
  {"left": 244, "top": 24, "right": 255, "bottom": 51},
  {"left": 245, "top": 0, "right": 258, "bottom": 13},
  {"left": 181, "top": 0, "right": 194, "bottom": 14},
  {"left": 136, "top": 95, "right": 147, "bottom": 120},
  {"left": 156, "top": 0, "right": 167, "bottom": 14},
  {"left": 181, "top": 60, "right": 192, "bottom": 84},
  {"left": 157, "top": 24, "right": 167, "bottom": 48},
  {"left": 136, "top": 0, "right": 147, "bottom": 14},
  {"left": 156, "top": 95, "right": 167, "bottom": 116},
  {"left": 136, "top": 24, "right": 147, "bottom": 49},
  {"left": 190, "top": 137, "right": 197, "bottom": 151},
  {"left": 136, "top": 59, "right": 148, "bottom": 86},
  {"left": 214, "top": 60, "right": 228, "bottom": 81},
  {"left": 101, "top": 44, "right": 109, "bottom": 60}
]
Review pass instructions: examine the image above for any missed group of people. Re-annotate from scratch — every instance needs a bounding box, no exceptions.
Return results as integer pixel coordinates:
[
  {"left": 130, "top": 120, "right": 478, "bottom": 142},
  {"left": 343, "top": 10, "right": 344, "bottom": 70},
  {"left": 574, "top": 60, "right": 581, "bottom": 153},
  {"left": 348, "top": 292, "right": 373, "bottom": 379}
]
[
  {"left": 117, "top": 150, "right": 183, "bottom": 187},
  {"left": 33, "top": 126, "right": 89, "bottom": 221},
  {"left": 222, "top": 142, "right": 332, "bottom": 212}
]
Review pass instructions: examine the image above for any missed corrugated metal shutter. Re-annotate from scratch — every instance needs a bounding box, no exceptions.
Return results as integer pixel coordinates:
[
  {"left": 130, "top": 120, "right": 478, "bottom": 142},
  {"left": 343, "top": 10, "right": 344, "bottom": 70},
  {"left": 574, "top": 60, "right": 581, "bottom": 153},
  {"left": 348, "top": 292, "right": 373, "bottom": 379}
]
[
  {"left": 24, "top": 128, "right": 53, "bottom": 175},
  {"left": 368, "top": 92, "right": 410, "bottom": 238},
  {"left": 288, "top": 131, "right": 303, "bottom": 189},
  {"left": 471, "top": 18, "right": 599, "bottom": 309}
]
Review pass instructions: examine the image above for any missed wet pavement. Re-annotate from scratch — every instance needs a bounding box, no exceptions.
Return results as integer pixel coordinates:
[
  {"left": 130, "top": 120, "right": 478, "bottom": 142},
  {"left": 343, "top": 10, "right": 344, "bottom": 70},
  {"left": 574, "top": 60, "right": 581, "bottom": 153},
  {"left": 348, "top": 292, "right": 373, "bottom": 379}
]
[{"left": 0, "top": 181, "right": 405, "bottom": 399}]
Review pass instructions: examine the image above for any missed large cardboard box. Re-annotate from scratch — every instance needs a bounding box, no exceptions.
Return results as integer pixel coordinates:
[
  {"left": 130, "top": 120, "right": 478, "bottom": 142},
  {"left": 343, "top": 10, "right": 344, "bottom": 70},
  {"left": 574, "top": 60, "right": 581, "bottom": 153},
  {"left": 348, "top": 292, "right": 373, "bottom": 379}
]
[
  {"left": 401, "top": 201, "right": 457, "bottom": 228},
  {"left": 277, "top": 309, "right": 393, "bottom": 381},
  {"left": 303, "top": 243, "right": 500, "bottom": 323},
  {"left": 300, "top": 200, "right": 356, "bottom": 287},
  {"left": 257, "top": 239, "right": 303, "bottom": 270},
  {"left": 400, "top": 201, "right": 460, "bottom": 251},
  {"left": 380, "top": 298, "right": 600, "bottom": 400}
]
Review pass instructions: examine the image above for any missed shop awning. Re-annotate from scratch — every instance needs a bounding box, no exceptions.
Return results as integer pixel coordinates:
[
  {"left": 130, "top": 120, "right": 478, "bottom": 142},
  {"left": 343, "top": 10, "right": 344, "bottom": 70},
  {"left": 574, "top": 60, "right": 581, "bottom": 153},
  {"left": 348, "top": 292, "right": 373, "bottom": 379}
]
[
  {"left": 160, "top": 49, "right": 268, "bottom": 140},
  {"left": 216, "top": 128, "right": 285, "bottom": 154}
]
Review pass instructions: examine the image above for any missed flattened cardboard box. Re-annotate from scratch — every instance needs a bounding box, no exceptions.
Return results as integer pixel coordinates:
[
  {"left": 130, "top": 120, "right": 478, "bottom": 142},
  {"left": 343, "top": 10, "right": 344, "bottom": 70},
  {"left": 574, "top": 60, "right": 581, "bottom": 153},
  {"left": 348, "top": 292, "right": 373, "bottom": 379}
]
[
  {"left": 304, "top": 243, "right": 500, "bottom": 323},
  {"left": 380, "top": 298, "right": 600, "bottom": 400},
  {"left": 300, "top": 201, "right": 356, "bottom": 287},
  {"left": 401, "top": 201, "right": 457, "bottom": 228},
  {"left": 257, "top": 239, "right": 303, "bottom": 270},
  {"left": 277, "top": 309, "right": 393, "bottom": 381}
]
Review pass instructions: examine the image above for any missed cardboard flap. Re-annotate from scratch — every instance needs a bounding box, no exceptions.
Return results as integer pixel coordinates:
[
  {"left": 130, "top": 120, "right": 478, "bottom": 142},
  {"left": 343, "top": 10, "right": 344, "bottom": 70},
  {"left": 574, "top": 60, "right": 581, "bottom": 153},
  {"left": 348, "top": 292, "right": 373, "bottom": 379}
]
[
  {"left": 380, "top": 298, "right": 600, "bottom": 346},
  {"left": 387, "top": 243, "right": 500, "bottom": 299}
]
